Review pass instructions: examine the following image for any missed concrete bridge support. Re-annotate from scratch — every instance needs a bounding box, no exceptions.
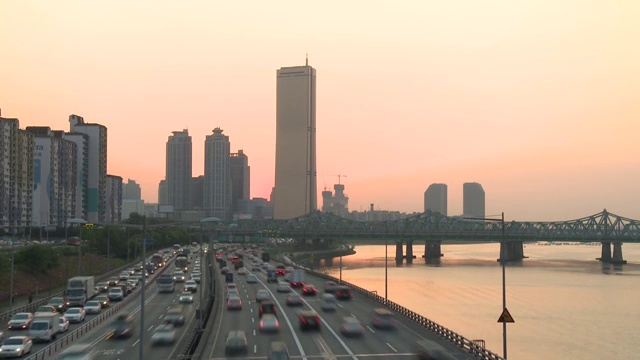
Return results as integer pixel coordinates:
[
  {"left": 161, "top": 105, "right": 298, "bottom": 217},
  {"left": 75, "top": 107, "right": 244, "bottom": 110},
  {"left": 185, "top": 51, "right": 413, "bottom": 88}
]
[
  {"left": 597, "top": 242, "right": 612, "bottom": 262},
  {"left": 423, "top": 241, "right": 443, "bottom": 264},
  {"left": 406, "top": 240, "right": 414, "bottom": 264},
  {"left": 499, "top": 241, "right": 525, "bottom": 262},
  {"left": 612, "top": 242, "right": 627, "bottom": 264},
  {"left": 395, "top": 241, "right": 404, "bottom": 265}
]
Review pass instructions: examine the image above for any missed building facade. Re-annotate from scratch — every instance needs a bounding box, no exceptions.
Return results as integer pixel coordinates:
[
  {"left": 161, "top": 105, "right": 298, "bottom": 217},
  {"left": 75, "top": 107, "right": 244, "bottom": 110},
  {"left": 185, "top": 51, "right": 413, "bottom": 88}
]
[
  {"left": 230, "top": 150, "right": 250, "bottom": 216},
  {"left": 0, "top": 117, "right": 34, "bottom": 234},
  {"left": 424, "top": 183, "right": 448, "bottom": 216},
  {"left": 158, "top": 179, "right": 168, "bottom": 206},
  {"left": 166, "top": 129, "right": 192, "bottom": 217},
  {"left": 69, "top": 114, "right": 107, "bottom": 223},
  {"left": 463, "top": 182, "right": 485, "bottom": 218},
  {"left": 123, "top": 179, "right": 142, "bottom": 200},
  {"left": 106, "top": 174, "right": 123, "bottom": 223},
  {"left": 63, "top": 132, "right": 88, "bottom": 220},
  {"left": 122, "top": 199, "right": 144, "bottom": 220},
  {"left": 273, "top": 62, "right": 317, "bottom": 219},
  {"left": 204, "top": 128, "right": 231, "bottom": 220},
  {"left": 321, "top": 184, "right": 349, "bottom": 217},
  {"left": 26, "top": 127, "right": 77, "bottom": 228},
  {"left": 189, "top": 175, "right": 204, "bottom": 210}
]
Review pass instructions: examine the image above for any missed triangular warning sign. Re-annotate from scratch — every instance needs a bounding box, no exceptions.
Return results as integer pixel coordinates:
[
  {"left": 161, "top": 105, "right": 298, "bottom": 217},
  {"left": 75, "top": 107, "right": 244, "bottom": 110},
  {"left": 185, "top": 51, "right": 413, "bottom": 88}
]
[{"left": 497, "top": 308, "right": 515, "bottom": 323}]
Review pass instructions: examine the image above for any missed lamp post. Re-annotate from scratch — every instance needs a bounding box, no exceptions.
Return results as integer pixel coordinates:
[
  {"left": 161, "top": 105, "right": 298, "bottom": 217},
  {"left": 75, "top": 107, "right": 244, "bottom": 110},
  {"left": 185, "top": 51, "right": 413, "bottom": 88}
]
[
  {"left": 138, "top": 216, "right": 150, "bottom": 360},
  {"left": 384, "top": 237, "right": 388, "bottom": 303},
  {"left": 465, "top": 212, "right": 508, "bottom": 359},
  {"left": 67, "top": 218, "right": 87, "bottom": 275},
  {"left": 201, "top": 217, "right": 221, "bottom": 299}
]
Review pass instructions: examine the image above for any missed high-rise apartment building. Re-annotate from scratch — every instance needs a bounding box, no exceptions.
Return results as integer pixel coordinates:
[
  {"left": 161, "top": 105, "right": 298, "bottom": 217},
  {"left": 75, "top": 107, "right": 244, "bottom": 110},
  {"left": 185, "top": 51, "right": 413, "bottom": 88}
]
[
  {"left": 123, "top": 179, "right": 142, "bottom": 200},
  {"left": 321, "top": 184, "right": 349, "bottom": 217},
  {"left": 273, "top": 61, "right": 317, "bottom": 219},
  {"left": 204, "top": 127, "right": 231, "bottom": 220},
  {"left": 424, "top": 183, "right": 448, "bottom": 216},
  {"left": 166, "top": 129, "right": 192, "bottom": 217},
  {"left": 158, "top": 179, "right": 168, "bottom": 205},
  {"left": 106, "top": 175, "right": 123, "bottom": 223},
  {"left": 0, "top": 117, "right": 34, "bottom": 233},
  {"left": 188, "top": 176, "right": 204, "bottom": 210},
  {"left": 69, "top": 114, "right": 107, "bottom": 223},
  {"left": 463, "top": 182, "right": 485, "bottom": 218},
  {"left": 230, "top": 150, "right": 250, "bottom": 215},
  {"left": 63, "top": 131, "right": 89, "bottom": 220},
  {"left": 26, "top": 127, "right": 77, "bottom": 228}
]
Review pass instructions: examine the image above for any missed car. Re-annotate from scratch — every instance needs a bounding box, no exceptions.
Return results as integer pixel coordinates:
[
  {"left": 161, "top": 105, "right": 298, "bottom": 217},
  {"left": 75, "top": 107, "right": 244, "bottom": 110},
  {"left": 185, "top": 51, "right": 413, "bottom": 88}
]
[
  {"left": 184, "top": 280, "right": 197, "bottom": 293},
  {"left": 246, "top": 274, "right": 258, "bottom": 283},
  {"left": 173, "top": 271, "right": 186, "bottom": 282},
  {"left": 237, "top": 267, "right": 247, "bottom": 275},
  {"left": 108, "top": 287, "right": 124, "bottom": 301},
  {"left": 259, "top": 314, "right": 280, "bottom": 333},
  {"left": 191, "top": 273, "right": 202, "bottom": 284},
  {"left": 225, "top": 331, "right": 248, "bottom": 355},
  {"left": 258, "top": 301, "right": 276, "bottom": 317},
  {"left": 256, "top": 289, "right": 270, "bottom": 303},
  {"left": 57, "top": 344, "right": 93, "bottom": 360},
  {"left": 276, "top": 281, "right": 291, "bottom": 293},
  {"left": 227, "top": 297, "right": 242, "bottom": 310},
  {"left": 252, "top": 264, "right": 261, "bottom": 272},
  {"left": 179, "top": 291, "right": 194, "bottom": 303},
  {"left": 151, "top": 324, "right": 176, "bottom": 346},
  {"left": 324, "top": 281, "right": 338, "bottom": 293},
  {"left": 321, "top": 294, "right": 337, "bottom": 312},
  {"left": 7, "top": 313, "right": 33, "bottom": 330},
  {"left": 371, "top": 308, "right": 398, "bottom": 329},
  {"left": 299, "top": 310, "right": 321, "bottom": 330},
  {"left": 220, "top": 267, "right": 230, "bottom": 274},
  {"left": 119, "top": 271, "right": 130, "bottom": 281},
  {"left": 47, "top": 297, "right": 69, "bottom": 312},
  {"left": 302, "top": 284, "right": 318, "bottom": 296},
  {"left": 107, "top": 277, "right": 118, "bottom": 286},
  {"left": 95, "top": 295, "right": 110, "bottom": 308},
  {"left": 226, "top": 289, "right": 240, "bottom": 300},
  {"left": 96, "top": 282, "right": 109, "bottom": 293},
  {"left": 64, "top": 307, "right": 86, "bottom": 323},
  {"left": 0, "top": 336, "right": 33, "bottom": 357},
  {"left": 164, "top": 306, "right": 185, "bottom": 326},
  {"left": 110, "top": 314, "right": 135, "bottom": 338},
  {"left": 58, "top": 316, "right": 70, "bottom": 333},
  {"left": 117, "top": 281, "right": 132, "bottom": 295},
  {"left": 286, "top": 294, "right": 303, "bottom": 307},
  {"left": 340, "top": 317, "right": 365, "bottom": 337},
  {"left": 268, "top": 341, "right": 290, "bottom": 360},
  {"left": 127, "top": 278, "right": 139, "bottom": 288},
  {"left": 335, "top": 286, "right": 353, "bottom": 300},
  {"left": 34, "top": 305, "right": 57, "bottom": 315},
  {"left": 276, "top": 269, "right": 285, "bottom": 276},
  {"left": 84, "top": 301, "right": 102, "bottom": 314}
]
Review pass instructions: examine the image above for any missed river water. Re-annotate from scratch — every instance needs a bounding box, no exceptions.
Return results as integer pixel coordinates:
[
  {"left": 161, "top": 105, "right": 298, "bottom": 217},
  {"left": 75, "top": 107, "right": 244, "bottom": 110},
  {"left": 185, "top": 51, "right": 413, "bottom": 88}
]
[{"left": 320, "top": 243, "right": 640, "bottom": 360}]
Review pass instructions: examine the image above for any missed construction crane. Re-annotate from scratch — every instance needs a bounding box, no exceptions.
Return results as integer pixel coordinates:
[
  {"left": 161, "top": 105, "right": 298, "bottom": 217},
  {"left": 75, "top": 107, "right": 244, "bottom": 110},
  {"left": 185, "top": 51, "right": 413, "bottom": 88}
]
[{"left": 329, "top": 174, "right": 347, "bottom": 185}]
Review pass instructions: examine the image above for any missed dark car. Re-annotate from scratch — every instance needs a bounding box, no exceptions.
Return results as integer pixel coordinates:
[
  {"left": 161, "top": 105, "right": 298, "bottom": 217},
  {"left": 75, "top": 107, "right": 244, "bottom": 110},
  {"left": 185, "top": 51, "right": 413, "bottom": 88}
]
[
  {"left": 225, "top": 330, "right": 248, "bottom": 355},
  {"left": 302, "top": 284, "right": 317, "bottom": 296},
  {"left": 108, "top": 277, "right": 118, "bottom": 287},
  {"left": 299, "top": 310, "right": 321, "bottom": 330},
  {"left": 259, "top": 301, "right": 277, "bottom": 318},
  {"left": 335, "top": 286, "right": 353, "bottom": 300},
  {"left": 47, "top": 297, "right": 69, "bottom": 312},
  {"left": 110, "top": 313, "right": 135, "bottom": 338}
]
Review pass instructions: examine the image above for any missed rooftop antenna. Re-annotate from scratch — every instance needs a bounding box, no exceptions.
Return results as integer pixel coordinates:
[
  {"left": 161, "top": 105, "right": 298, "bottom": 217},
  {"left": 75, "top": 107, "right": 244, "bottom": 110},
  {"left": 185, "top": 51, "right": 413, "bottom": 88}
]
[{"left": 306, "top": 53, "right": 308, "bottom": 66}]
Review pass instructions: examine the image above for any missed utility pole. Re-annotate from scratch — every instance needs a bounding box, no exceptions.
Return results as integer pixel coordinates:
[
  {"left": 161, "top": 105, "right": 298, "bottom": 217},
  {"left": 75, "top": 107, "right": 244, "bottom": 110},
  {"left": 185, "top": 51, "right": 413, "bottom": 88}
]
[{"left": 139, "top": 216, "right": 147, "bottom": 360}]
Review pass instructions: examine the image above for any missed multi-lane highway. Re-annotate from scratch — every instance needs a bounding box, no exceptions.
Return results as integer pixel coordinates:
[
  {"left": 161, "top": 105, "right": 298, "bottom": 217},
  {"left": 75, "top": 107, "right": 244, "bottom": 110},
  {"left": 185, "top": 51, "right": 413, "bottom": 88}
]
[{"left": 201, "top": 255, "right": 473, "bottom": 360}]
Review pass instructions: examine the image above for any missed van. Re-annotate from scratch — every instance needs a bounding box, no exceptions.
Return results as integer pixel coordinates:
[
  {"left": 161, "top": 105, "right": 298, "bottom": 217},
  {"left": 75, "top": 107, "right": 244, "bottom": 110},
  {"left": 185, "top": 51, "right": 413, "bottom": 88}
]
[{"left": 225, "top": 272, "right": 234, "bottom": 283}]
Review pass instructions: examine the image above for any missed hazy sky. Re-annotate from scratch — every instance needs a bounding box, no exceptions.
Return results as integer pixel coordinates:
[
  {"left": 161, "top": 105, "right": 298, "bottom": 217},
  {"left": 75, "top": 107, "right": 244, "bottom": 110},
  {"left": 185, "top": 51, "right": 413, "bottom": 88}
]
[{"left": 1, "top": 0, "right": 639, "bottom": 221}]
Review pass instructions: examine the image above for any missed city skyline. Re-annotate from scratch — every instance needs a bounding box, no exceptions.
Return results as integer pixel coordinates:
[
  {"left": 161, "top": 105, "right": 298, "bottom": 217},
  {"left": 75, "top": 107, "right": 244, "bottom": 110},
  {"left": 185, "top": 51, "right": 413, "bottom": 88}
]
[{"left": 1, "top": 1, "right": 639, "bottom": 221}]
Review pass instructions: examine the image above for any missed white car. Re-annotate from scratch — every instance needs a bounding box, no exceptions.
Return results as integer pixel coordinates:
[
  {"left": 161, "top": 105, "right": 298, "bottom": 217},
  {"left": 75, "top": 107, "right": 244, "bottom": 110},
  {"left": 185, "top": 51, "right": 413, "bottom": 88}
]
[
  {"left": 84, "top": 301, "right": 102, "bottom": 314},
  {"left": 173, "top": 271, "right": 186, "bottom": 282},
  {"left": 246, "top": 275, "right": 258, "bottom": 283},
  {"left": 64, "top": 307, "right": 86, "bottom": 323},
  {"left": 179, "top": 291, "right": 194, "bottom": 303},
  {"left": 58, "top": 316, "right": 70, "bottom": 332},
  {"left": 276, "top": 281, "right": 291, "bottom": 293},
  {"left": 237, "top": 268, "right": 247, "bottom": 275},
  {"left": 0, "top": 336, "right": 33, "bottom": 357},
  {"left": 151, "top": 324, "right": 176, "bottom": 346},
  {"left": 119, "top": 272, "right": 130, "bottom": 280},
  {"left": 184, "top": 280, "right": 197, "bottom": 293}
]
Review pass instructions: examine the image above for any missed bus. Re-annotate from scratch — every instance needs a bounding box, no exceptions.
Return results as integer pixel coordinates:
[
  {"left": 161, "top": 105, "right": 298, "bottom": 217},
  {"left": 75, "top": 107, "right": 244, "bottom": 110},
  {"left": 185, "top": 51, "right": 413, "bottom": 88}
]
[
  {"left": 175, "top": 255, "right": 188, "bottom": 272},
  {"left": 150, "top": 253, "right": 165, "bottom": 267},
  {"left": 173, "top": 244, "right": 181, "bottom": 253},
  {"left": 157, "top": 274, "right": 175, "bottom": 293}
]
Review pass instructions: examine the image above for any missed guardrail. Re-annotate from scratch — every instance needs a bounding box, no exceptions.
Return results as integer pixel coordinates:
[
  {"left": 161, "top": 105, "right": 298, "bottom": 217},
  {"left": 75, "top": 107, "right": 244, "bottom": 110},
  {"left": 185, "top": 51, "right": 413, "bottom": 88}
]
[
  {"left": 20, "top": 260, "right": 173, "bottom": 360},
  {"left": 0, "top": 261, "right": 140, "bottom": 325},
  {"left": 286, "top": 258, "right": 504, "bottom": 360}
]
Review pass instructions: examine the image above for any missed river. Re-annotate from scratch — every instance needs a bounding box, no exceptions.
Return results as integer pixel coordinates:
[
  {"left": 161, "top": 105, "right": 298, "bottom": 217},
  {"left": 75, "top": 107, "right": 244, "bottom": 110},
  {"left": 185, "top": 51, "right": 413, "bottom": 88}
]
[{"left": 319, "top": 242, "right": 640, "bottom": 360}]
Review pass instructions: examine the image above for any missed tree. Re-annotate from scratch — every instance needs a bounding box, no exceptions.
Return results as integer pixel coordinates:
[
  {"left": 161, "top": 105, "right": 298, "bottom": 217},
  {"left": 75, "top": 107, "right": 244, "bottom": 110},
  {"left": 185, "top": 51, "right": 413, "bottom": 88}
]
[{"left": 15, "top": 245, "right": 60, "bottom": 275}]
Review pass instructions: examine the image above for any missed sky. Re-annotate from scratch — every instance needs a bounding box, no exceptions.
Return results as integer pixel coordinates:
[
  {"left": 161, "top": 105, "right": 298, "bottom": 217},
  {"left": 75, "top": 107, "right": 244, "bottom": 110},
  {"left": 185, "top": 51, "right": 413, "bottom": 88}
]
[{"left": 1, "top": 0, "right": 639, "bottom": 222}]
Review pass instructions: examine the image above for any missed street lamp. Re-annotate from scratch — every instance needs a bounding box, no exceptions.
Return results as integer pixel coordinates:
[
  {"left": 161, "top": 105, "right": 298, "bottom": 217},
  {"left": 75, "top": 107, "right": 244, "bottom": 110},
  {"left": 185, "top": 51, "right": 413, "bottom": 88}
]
[
  {"left": 385, "top": 237, "right": 388, "bottom": 303},
  {"left": 67, "top": 218, "right": 87, "bottom": 275},
  {"left": 465, "top": 212, "right": 508, "bottom": 359},
  {"left": 201, "top": 217, "right": 221, "bottom": 301}
]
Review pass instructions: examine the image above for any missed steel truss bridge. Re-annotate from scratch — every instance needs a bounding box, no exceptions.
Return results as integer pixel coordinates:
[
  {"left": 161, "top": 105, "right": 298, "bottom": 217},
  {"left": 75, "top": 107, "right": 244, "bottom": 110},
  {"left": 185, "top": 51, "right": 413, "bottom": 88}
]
[{"left": 212, "top": 209, "right": 640, "bottom": 264}]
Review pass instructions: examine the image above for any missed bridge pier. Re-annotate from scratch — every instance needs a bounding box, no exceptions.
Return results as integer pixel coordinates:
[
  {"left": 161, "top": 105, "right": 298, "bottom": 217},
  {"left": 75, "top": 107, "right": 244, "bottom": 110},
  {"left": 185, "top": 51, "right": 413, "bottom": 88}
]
[
  {"left": 423, "top": 241, "right": 443, "bottom": 264},
  {"left": 395, "top": 241, "right": 404, "bottom": 265},
  {"left": 406, "top": 240, "right": 413, "bottom": 264},
  {"left": 597, "top": 242, "right": 612, "bottom": 262},
  {"left": 612, "top": 242, "right": 627, "bottom": 264},
  {"left": 498, "top": 241, "right": 525, "bottom": 262}
]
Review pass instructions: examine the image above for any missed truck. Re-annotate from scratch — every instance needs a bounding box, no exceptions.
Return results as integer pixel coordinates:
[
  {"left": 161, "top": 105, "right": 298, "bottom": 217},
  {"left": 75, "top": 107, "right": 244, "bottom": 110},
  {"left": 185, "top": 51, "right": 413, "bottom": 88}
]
[
  {"left": 29, "top": 312, "right": 60, "bottom": 342},
  {"left": 175, "top": 255, "right": 189, "bottom": 272},
  {"left": 291, "top": 269, "right": 305, "bottom": 288},
  {"left": 66, "top": 276, "right": 95, "bottom": 306}
]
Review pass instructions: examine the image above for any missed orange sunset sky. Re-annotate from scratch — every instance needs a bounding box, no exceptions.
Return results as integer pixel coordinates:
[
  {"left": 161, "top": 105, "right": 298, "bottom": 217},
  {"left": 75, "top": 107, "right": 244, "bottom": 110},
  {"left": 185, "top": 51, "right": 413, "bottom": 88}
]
[{"left": 1, "top": 0, "right": 639, "bottom": 221}]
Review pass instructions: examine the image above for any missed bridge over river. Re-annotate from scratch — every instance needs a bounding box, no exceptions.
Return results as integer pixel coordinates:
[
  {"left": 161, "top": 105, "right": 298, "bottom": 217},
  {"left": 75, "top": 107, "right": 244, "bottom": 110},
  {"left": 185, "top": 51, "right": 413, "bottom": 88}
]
[{"left": 207, "top": 209, "right": 640, "bottom": 265}]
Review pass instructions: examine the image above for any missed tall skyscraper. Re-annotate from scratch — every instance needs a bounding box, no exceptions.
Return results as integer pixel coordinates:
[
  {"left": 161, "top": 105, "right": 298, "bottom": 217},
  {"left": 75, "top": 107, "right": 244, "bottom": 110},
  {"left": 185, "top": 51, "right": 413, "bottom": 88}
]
[
  {"left": 158, "top": 179, "right": 168, "bottom": 205},
  {"left": 69, "top": 114, "right": 107, "bottom": 223},
  {"left": 0, "top": 117, "right": 34, "bottom": 233},
  {"left": 204, "top": 127, "right": 231, "bottom": 220},
  {"left": 26, "top": 126, "right": 77, "bottom": 228},
  {"left": 424, "top": 183, "right": 448, "bottom": 216},
  {"left": 463, "top": 182, "right": 485, "bottom": 218},
  {"left": 166, "top": 129, "right": 192, "bottom": 216},
  {"left": 106, "top": 174, "right": 123, "bottom": 223},
  {"left": 123, "top": 179, "right": 142, "bottom": 200},
  {"left": 273, "top": 60, "right": 317, "bottom": 219},
  {"left": 230, "top": 150, "right": 250, "bottom": 215}
]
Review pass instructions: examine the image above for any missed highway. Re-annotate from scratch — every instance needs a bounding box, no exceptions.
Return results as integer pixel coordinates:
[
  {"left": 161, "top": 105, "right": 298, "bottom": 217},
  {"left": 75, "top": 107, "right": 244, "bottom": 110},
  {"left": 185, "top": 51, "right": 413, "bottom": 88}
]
[{"left": 201, "top": 256, "right": 473, "bottom": 360}]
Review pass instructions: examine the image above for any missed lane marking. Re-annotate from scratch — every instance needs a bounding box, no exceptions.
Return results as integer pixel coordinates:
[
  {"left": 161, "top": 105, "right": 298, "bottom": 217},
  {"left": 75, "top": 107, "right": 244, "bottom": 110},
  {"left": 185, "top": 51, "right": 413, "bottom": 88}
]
[
  {"left": 254, "top": 344, "right": 257, "bottom": 353},
  {"left": 132, "top": 339, "right": 139, "bottom": 347},
  {"left": 350, "top": 313, "right": 357, "bottom": 319},
  {"left": 366, "top": 326, "right": 375, "bottom": 333},
  {"left": 386, "top": 343, "right": 397, "bottom": 352},
  {"left": 147, "top": 325, "right": 153, "bottom": 331}
]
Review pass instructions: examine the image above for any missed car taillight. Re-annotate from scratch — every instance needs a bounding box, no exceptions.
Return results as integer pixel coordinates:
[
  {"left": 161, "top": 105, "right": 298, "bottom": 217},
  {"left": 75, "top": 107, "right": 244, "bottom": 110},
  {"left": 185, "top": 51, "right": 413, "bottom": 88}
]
[
  {"left": 275, "top": 320, "right": 279, "bottom": 327},
  {"left": 300, "top": 317, "right": 308, "bottom": 324}
]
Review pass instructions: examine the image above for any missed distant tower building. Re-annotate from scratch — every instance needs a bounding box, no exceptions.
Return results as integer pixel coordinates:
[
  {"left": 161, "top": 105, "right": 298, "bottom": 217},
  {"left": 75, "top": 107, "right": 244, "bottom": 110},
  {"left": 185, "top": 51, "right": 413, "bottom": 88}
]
[
  {"left": 69, "top": 114, "right": 107, "bottom": 223},
  {"left": 158, "top": 179, "right": 168, "bottom": 205},
  {"left": 0, "top": 117, "right": 34, "bottom": 233},
  {"left": 424, "top": 183, "right": 448, "bottom": 216},
  {"left": 463, "top": 182, "right": 485, "bottom": 218},
  {"left": 273, "top": 60, "right": 317, "bottom": 219},
  {"left": 321, "top": 188, "right": 333, "bottom": 212},
  {"left": 106, "top": 175, "right": 123, "bottom": 223},
  {"left": 230, "top": 150, "right": 250, "bottom": 215},
  {"left": 123, "top": 179, "right": 142, "bottom": 200},
  {"left": 26, "top": 126, "right": 77, "bottom": 228},
  {"left": 204, "top": 127, "right": 231, "bottom": 220},
  {"left": 189, "top": 176, "right": 204, "bottom": 210},
  {"left": 322, "top": 184, "right": 349, "bottom": 217},
  {"left": 166, "top": 129, "right": 192, "bottom": 216}
]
